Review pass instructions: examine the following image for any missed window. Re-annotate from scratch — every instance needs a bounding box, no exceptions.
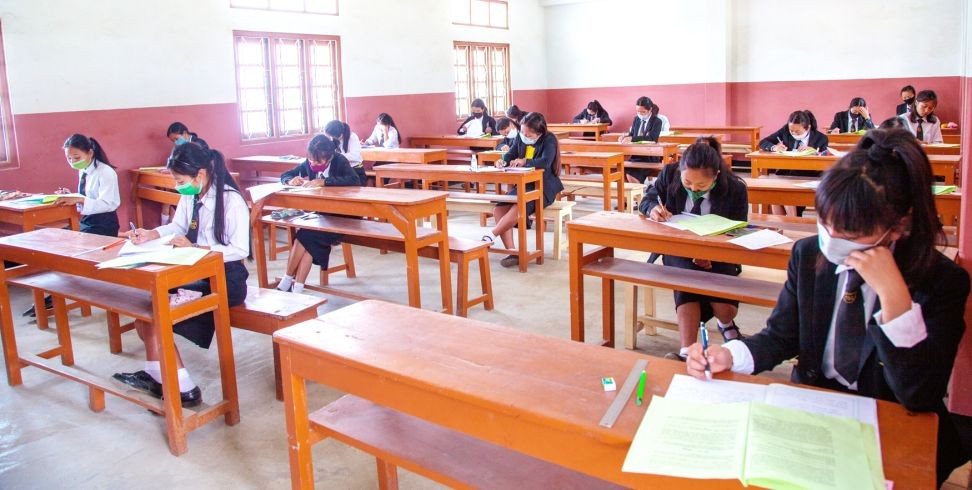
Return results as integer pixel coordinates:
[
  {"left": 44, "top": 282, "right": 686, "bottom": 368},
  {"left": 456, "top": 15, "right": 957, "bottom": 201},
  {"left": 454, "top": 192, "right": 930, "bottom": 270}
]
[
  {"left": 230, "top": 0, "right": 338, "bottom": 15},
  {"left": 0, "top": 21, "right": 16, "bottom": 168},
  {"left": 453, "top": 42, "right": 510, "bottom": 118},
  {"left": 233, "top": 31, "right": 344, "bottom": 141},
  {"left": 452, "top": 0, "right": 508, "bottom": 29}
]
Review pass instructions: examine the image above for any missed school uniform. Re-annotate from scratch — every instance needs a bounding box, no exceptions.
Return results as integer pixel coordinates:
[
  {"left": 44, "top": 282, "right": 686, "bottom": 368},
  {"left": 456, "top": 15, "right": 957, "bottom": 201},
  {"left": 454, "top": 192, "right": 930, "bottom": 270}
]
[
  {"left": 723, "top": 237, "right": 970, "bottom": 484},
  {"left": 334, "top": 133, "right": 366, "bottom": 184},
  {"left": 279, "top": 153, "right": 360, "bottom": 269},
  {"left": 639, "top": 163, "right": 749, "bottom": 317},
  {"left": 626, "top": 115, "right": 664, "bottom": 182},
  {"left": 77, "top": 159, "right": 120, "bottom": 237},
  {"left": 364, "top": 125, "right": 400, "bottom": 149},
  {"left": 457, "top": 114, "right": 497, "bottom": 137},
  {"left": 896, "top": 102, "right": 910, "bottom": 116},
  {"left": 828, "top": 111, "right": 874, "bottom": 133},
  {"left": 898, "top": 113, "right": 943, "bottom": 143},
  {"left": 657, "top": 114, "right": 671, "bottom": 132},
  {"left": 571, "top": 109, "right": 612, "bottom": 126},
  {"left": 154, "top": 184, "right": 250, "bottom": 349},
  {"left": 499, "top": 132, "right": 564, "bottom": 216},
  {"left": 495, "top": 131, "right": 518, "bottom": 151},
  {"left": 758, "top": 125, "right": 829, "bottom": 179}
]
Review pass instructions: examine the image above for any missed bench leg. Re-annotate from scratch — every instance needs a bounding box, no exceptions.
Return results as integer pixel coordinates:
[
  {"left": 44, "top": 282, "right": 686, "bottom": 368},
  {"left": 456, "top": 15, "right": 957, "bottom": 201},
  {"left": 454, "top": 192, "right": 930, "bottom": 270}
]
[
  {"left": 107, "top": 312, "right": 123, "bottom": 354},
  {"left": 273, "top": 341, "right": 283, "bottom": 402},
  {"left": 52, "top": 296, "right": 74, "bottom": 366},
  {"left": 641, "top": 287, "right": 658, "bottom": 336},
  {"left": 623, "top": 283, "right": 639, "bottom": 350},
  {"left": 342, "top": 243, "right": 356, "bottom": 278},
  {"left": 268, "top": 223, "right": 279, "bottom": 261},
  {"left": 457, "top": 256, "right": 469, "bottom": 317},
  {"left": 553, "top": 211, "right": 564, "bottom": 261},
  {"left": 33, "top": 289, "right": 49, "bottom": 330},
  {"left": 479, "top": 252, "right": 494, "bottom": 310},
  {"left": 376, "top": 459, "right": 400, "bottom": 490}
]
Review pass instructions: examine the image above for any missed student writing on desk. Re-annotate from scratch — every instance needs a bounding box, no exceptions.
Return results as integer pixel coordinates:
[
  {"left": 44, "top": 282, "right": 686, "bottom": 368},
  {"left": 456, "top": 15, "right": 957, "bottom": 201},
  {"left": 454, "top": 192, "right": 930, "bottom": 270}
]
[
  {"left": 457, "top": 98, "right": 496, "bottom": 137},
  {"left": 620, "top": 96, "right": 663, "bottom": 183},
  {"left": 639, "top": 137, "right": 749, "bottom": 360},
  {"left": 896, "top": 84, "right": 916, "bottom": 116},
  {"left": 164, "top": 123, "right": 209, "bottom": 225},
  {"left": 571, "top": 99, "right": 612, "bottom": 126},
  {"left": 686, "top": 129, "right": 970, "bottom": 486},
  {"left": 325, "top": 119, "right": 367, "bottom": 186},
  {"left": 115, "top": 142, "right": 250, "bottom": 408},
  {"left": 758, "top": 110, "right": 829, "bottom": 215},
  {"left": 494, "top": 116, "right": 519, "bottom": 152}
]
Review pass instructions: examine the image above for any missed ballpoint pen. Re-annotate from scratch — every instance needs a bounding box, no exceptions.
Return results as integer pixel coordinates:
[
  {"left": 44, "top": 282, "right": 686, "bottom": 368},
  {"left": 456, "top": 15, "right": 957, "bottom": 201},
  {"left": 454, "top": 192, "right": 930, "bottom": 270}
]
[{"left": 700, "top": 322, "right": 712, "bottom": 381}]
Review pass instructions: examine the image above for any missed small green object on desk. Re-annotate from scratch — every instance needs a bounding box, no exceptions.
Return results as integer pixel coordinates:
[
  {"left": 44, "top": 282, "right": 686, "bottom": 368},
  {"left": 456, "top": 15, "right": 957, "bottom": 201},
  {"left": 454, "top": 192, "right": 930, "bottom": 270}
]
[
  {"left": 932, "top": 185, "right": 957, "bottom": 195},
  {"left": 636, "top": 369, "right": 646, "bottom": 406}
]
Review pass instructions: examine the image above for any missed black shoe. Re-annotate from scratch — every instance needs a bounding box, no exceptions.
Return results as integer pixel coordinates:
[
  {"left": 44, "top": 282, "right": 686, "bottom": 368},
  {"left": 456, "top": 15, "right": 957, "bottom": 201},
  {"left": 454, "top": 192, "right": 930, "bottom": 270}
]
[
  {"left": 22, "top": 295, "right": 53, "bottom": 317},
  {"left": 500, "top": 255, "right": 519, "bottom": 268},
  {"left": 112, "top": 370, "right": 163, "bottom": 398},
  {"left": 717, "top": 322, "right": 745, "bottom": 341},
  {"left": 178, "top": 387, "right": 202, "bottom": 408},
  {"left": 664, "top": 352, "right": 686, "bottom": 362}
]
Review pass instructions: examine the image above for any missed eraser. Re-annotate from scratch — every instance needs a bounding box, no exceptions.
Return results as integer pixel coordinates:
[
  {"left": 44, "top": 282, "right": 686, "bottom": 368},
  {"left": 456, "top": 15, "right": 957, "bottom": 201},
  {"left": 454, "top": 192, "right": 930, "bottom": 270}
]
[{"left": 601, "top": 377, "right": 616, "bottom": 392}]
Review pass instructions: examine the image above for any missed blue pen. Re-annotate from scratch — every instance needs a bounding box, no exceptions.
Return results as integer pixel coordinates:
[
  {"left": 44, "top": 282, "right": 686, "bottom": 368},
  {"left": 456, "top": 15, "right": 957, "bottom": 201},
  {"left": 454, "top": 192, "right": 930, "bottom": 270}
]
[{"left": 700, "top": 322, "right": 712, "bottom": 380}]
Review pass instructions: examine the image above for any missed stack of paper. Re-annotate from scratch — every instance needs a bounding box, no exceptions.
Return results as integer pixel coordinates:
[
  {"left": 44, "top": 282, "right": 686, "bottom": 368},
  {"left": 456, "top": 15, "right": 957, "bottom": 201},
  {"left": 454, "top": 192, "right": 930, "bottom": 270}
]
[
  {"left": 932, "top": 185, "right": 958, "bottom": 195},
  {"left": 728, "top": 229, "right": 793, "bottom": 250},
  {"left": 118, "top": 235, "right": 174, "bottom": 256},
  {"left": 12, "top": 193, "right": 86, "bottom": 204},
  {"left": 678, "top": 214, "right": 747, "bottom": 236},
  {"left": 97, "top": 247, "right": 209, "bottom": 269}
]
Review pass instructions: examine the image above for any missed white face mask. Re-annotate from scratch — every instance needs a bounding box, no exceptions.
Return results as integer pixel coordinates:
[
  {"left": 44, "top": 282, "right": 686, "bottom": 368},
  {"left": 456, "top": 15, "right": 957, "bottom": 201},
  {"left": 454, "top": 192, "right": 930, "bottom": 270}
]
[
  {"left": 506, "top": 128, "right": 518, "bottom": 139},
  {"left": 520, "top": 133, "right": 537, "bottom": 145},
  {"left": 790, "top": 132, "right": 807, "bottom": 141},
  {"left": 638, "top": 114, "right": 650, "bottom": 121},
  {"left": 816, "top": 222, "right": 891, "bottom": 266}
]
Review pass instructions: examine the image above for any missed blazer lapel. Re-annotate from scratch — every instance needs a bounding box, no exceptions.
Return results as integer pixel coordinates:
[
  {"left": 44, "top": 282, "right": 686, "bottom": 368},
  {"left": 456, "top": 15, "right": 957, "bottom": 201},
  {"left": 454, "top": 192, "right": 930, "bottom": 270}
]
[
  {"left": 859, "top": 293, "right": 880, "bottom": 377},
  {"left": 811, "top": 258, "right": 839, "bottom": 366}
]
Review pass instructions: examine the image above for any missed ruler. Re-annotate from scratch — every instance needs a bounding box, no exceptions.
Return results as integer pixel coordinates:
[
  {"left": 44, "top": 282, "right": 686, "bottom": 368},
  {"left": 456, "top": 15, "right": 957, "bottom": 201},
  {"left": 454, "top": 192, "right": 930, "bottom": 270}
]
[{"left": 598, "top": 359, "right": 649, "bottom": 428}]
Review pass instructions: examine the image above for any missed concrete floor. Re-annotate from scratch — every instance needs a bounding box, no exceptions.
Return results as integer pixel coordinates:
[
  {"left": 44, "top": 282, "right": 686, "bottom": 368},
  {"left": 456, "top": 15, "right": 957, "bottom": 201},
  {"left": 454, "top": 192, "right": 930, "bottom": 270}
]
[{"left": 0, "top": 196, "right": 951, "bottom": 489}]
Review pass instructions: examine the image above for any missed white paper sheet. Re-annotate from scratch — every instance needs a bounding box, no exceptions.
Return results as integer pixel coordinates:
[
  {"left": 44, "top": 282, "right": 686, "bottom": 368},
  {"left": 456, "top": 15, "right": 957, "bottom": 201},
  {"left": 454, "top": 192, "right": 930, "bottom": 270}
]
[{"left": 728, "top": 229, "right": 793, "bottom": 250}]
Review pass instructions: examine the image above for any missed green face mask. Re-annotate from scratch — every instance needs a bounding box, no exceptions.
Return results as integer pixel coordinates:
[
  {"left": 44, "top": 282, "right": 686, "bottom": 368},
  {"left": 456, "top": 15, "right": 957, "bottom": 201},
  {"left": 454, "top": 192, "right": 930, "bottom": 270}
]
[
  {"left": 684, "top": 182, "right": 715, "bottom": 201},
  {"left": 175, "top": 179, "right": 202, "bottom": 196},
  {"left": 70, "top": 159, "right": 91, "bottom": 170}
]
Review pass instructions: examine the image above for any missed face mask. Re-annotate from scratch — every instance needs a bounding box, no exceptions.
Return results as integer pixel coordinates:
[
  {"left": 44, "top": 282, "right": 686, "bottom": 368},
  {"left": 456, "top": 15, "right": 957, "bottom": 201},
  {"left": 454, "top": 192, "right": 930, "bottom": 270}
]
[
  {"left": 310, "top": 160, "right": 329, "bottom": 173},
  {"left": 519, "top": 133, "right": 537, "bottom": 145},
  {"left": 175, "top": 179, "right": 202, "bottom": 196},
  {"left": 904, "top": 97, "right": 915, "bottom": 105},
  {"left": 473, "top": 112, "right": 484, "bottom": 119},
  {"left": 174, "top": 136, "right": 189, "bottom": 146},
  {"left": 817, "top": 222, "right": 891, "bottom": 266},
  {"left": 790, "top": 132, "right": 806, "bottom": 141},
  {"left": 506, "top": 128, "right": 518, "bottom": 139},
  {"left": 638, "top": 114, "right": 649, "bottom": 121},
  {"left": 684, "top": 182, "right": 715, "bottom": 201},
  {"left": 69, "top": 159, "right": 91, "bottom": 170}
]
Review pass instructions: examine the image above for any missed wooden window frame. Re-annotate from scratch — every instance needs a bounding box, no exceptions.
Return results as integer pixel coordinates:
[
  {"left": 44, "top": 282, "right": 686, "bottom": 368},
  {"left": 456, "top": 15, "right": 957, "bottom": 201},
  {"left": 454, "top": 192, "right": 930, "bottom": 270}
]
[
  {"left": 232, "top": 30, "right": 345, "bottom": 144},
  {"left": 0, "top": 21, "right": 17, "bottom": 169},
  {"left": 453, "top": 41, "right": 511, "bottom": 120},
  {"left": 452, "top": 0, "right": 509, "bottom": 29},
  {"left": 229, "top": 0, "right": 339, "bottom": 15}
]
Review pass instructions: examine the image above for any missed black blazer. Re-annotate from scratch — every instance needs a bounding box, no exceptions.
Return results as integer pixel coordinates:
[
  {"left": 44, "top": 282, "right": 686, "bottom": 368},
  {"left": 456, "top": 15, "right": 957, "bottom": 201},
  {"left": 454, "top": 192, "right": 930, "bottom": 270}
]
[
  {"left": 627, "top": 115, "right": 662, "bottom": 142},
  {"left": 502, "top": 131, "right": 564, "bottom": 203},
  {"left": 896, "top": 102, "right": 910, "bottom": 116},
  {"left": 279, "top": 153, "right": 360, "bottom": 187},
  {"left": 572, "top": 109, "right": 612, "bottom": 126},
  {"left": 828, "top": 111, "right": 875, "bottom": 133},
  {"left": 495, "top": 134, "right": 517, "bottom": 151},
  {"left": 758, "top": 125, "right": 829, "bottom": 152},
  {"left": 457, "top": 114, "right": 497, "bottom": 136}
]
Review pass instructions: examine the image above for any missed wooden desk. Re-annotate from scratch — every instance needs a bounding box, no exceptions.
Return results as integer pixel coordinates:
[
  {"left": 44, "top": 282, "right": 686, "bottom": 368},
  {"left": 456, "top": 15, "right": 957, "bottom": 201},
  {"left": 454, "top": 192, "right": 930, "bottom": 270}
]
[
  {"left": 823, "top": 148, "right": 960, "bottom": 184},
  {"left": 0, "top": 198, "right": 80, "bottom": 232},
  {"left": 360, "top": 148, "right": 448, "bottom": 165},
  {"left": 826, "top": 132, "right": 865, "bottom": 144},
  {"left": 560, "top": 139, "right": 679, "bottom": 164},
  {"left": 569, "top": 211, "right": 801, "bottom": 346},
  {"left": 546, "top": 123, "right": 610, "bottom": 141},
  {"left": 251, "top": 187, "right": 453, "bottom": 313},
  {"left": 0, "top": 228, "right": 238, "bottom": 455},
  {"left": 230, "top": 155, "right": 305, "bottom": 187},
  {"left": 277, "top": 300, "right": 937, "bottom": 489},
  {"left": 129, "top": 169, "right": 241, "bottom": 227},
  {"left": 670, "top": 126, "right": 762, "bottom": 151},
  {"left": 922, "top": 143, "right": 961, "bottom": 156},
  {"left": 373, "top": 164, "right": 543, "bottom": 272},
  {"left": 560, "top": 152, "right": 625, "bottom": 211},
  {"left": 748, "top": 151, "right": 837, "bottom": 177},
  {"left": 658, "top": 133, "right": 724, "bottom": 146},
  {"left": 408, "top": 135, "right": 502, "bottom": 150}
]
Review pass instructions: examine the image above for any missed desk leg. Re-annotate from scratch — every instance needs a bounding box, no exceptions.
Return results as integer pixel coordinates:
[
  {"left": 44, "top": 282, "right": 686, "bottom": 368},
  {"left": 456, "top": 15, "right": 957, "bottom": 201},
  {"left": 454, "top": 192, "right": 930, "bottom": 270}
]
[
  {"left": 751, "top": 163, "right": 759, "bottom": 178},
  {"left": 0, "top": 265, "right": 23, "bottom": 385},
  {"left": 601, "top": 167, "right": 612, "bottom": 211},
  {"left": 281, "top": 347, "right": 314, "bottom": 490},
  {"left": 153, "top": 286, "right": 187, "bottom": 456},
  {"left": 403, "top": 226, "right": 423, "bottom": 309},
  {"left": 516, "top": 191, "right": 528, "bottom": 273},
  {"left": 568, "top": 234, "right": 585, "bottom": 342},
  {"left": 534, "top": 196, "right": 544, "bottom": 265},
  {"left": 254, "top": 216, "right": 270, "bottom": 288},
  {"left": 602, "top": 275, "right": 615, "bottom": 348},
  {"left": 209, "top": 270, "right": 240, "bottom": 426},
  {"left": 435, "top": 210, "right": 453, "bottom": 315},
  {"left": 134, "top": 197, "right": 144, "bottom": 228}
]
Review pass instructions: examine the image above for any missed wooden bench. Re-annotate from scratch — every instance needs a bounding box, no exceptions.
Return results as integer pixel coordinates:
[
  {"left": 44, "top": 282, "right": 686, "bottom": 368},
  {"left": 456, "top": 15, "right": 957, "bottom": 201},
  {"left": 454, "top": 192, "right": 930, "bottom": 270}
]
[
  {"left": 309, "top": 394, "right": 624, "bottom": 490},
  {"left": 582, "top": 257, "right": 782, "bottom": 349},
  {"left": 560, "top": 177, "right": 644, "bottom": 213}
]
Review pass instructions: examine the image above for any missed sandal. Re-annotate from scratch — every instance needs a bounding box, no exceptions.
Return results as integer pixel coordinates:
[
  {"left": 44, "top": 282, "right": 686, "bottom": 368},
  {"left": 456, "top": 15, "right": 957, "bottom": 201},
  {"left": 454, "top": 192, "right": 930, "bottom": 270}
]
[
  {"left": 481, "top": 235, "right": 494, "bottom": 243},
  {"left": 500, "top": 255, "right": 519, "bottom": 268},
  {"left": 718, "top": 322, "right": 744, "bottom": 341}
]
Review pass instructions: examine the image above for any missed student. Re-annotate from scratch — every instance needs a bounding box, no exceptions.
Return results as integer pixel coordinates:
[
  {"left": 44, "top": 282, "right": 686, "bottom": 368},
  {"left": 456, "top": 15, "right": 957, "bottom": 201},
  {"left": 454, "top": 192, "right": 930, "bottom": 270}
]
[
  {"left": 324, "top": 119, "right": 366, "bottom": 185},
  {"left": 505, "top": 105, "right": 527, "bottom": 124},
  {"left": 457, "top": 98, "right": 497, "bottom": 137},
  {"left": 115, "top": 142, "right": 249, "bottom": 408},
  {"left": 620, "top": 96, "right": 663, "bottom": 183},
  {"left": 571, "top": 100, "right": 612, "bottom": 125},
  {"left": 899, "top": 90, "right": 943, "bottom": 143},
  {"left": 896, "top": 85, "right": 916, "bottom": 116},
  {"left": 163, "top": 123, "right": 209, "bottom": 225},
  {"left": 277, "top": 135, "right": 360, "bottom": 294},
  {"left": 58, "top": 134, "right": 121, "bottom": 237},
  {"left": 759, "top": 110, "right": 829, "bottom": 154},
  {"left": 363, "top": 113, "right": 401, "bottom": 148},
  {"left": 483, "top": 112, "right": 564, "bottom": 268},
  {"left": 828, "top": 97, "right": 874, "bottom": 133},
  {"left": 494, "top": 117, "right": 520, "bottom": 152},
  {"left": 686, "top": 128, "right": 969, "bottom": 486},
  {"left": 639, "top": 137, "right": 748, "bottom": 360}
]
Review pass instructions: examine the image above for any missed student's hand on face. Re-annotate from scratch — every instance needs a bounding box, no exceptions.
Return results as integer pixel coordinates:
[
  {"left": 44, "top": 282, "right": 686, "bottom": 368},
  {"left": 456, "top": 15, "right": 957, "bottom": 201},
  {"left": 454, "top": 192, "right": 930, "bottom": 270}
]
[
  {"left": 845, "top": 246, "right": 907, "bottom": 298},
  {"left": 692, "top": 258, "right": 713, "bottom": 269},
  {"left": 686, "top": 343, "right": 733, "bottom": 379},
  {"left": 649, "top": 205, "right": 672, "bottom": 222},
  {"left": 170, "top": 235, "right": 193, "bottom": 248},
  {"left": 858, "top": 107, "right": 870, "bottom": 120},
  {"left": 287, "top": 176, "right": 306, "bottom": 186},
  {"left": 303, "top": 179, "right": 326, "bottom": 188}
]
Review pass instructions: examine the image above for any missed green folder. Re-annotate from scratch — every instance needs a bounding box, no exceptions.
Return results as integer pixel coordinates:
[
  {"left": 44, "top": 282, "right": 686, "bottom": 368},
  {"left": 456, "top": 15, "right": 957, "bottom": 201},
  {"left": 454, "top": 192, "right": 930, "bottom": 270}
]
[
  {"left": 680, "top": 214, "right": 747, "bottom": 236},
  {"left": 932, "top": 185, "right": 958, "bottom": 195}
]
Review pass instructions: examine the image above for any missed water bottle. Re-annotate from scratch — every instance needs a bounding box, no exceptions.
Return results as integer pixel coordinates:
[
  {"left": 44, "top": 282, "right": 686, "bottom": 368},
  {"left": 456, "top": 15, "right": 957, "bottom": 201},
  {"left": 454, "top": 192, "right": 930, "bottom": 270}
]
[{"left": 470, "top": 152, "right": 478, "bottom": 172}]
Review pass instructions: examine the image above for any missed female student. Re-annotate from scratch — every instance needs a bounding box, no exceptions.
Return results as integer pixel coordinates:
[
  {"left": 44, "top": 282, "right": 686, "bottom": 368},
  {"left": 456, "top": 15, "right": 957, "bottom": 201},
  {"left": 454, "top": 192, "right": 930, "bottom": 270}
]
[
  {"left": 572, "top": 100, "right": 612, "bottom": 125},
  {"left": 896, "top": 85, "right": 916, "bottom": 116},
  {"left": 620, "top": 96, "right": 663, "bottom": 183},
  {"left": 494, "top": 117, "right": 519, "bottom": 152},
  {"left": 828, "top": 97, "right": 874, "bottom": 133},
  {"left": 363, "top": 112, "right": 401, "bottom": 148},
  {"left": 484, "top": 112, "right": 564, "bottom": 268},
  {"left": 505, "top": 105, "right": 527, "bottom": 124},
  {"left": 686, "top": 128, "right": 969, "bottom": 486},
  {"left": 639, "top": 137, "right": 748, "bottom": 360},
  {"left": 59, "top": 134, "right": 121, "bottom": 237},
  {"left": 324, "top": 119, "right": 366, "bottom": 185},
  {"left": 276, "top": 135, "right": 360, "bottom": 294},
  {"left": 759, "top": 109, "right": 829, "bottom": 154},
  {"left": 115, "top": 142, "right": 250, "bottom": 408},
  {"left": 899, "top": 90, "right": 943, "bottom": 143},
  {"left": 163, "top": 123, "right": 208, "bottom": 225},
  {"left": 457, "top": 98, "right": 497, "bottom": 137}
]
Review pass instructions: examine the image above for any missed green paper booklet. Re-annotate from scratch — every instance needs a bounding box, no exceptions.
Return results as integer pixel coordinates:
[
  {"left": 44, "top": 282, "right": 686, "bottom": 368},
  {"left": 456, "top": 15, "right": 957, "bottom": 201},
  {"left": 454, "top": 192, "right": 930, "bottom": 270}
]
[
  {"left": 932, "top": 185, "right": 957, "bottom": 195},
  {"left": 679, "top": 214, "right": 747, "bottom": 236}
]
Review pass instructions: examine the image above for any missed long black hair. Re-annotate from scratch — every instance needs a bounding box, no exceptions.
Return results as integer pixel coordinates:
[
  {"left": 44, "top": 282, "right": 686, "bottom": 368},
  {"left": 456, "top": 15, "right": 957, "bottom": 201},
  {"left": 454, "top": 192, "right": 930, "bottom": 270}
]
[
  {"left": 520, "top": 112, "right": 560, "bottom": 174},
  {"left": 376, "top": 112, "right": 402, "bottom": 144},
  {"left": 635, "top": 96, "right": 658, "bottom": 117},
  {"left": 908, "top": 90, "right": 938, "bottom": 124},
  {"left": 63, "top": 134, "right": 114, "bottom": 168},
  {"left": 815, "top": 128, "right": 942, "bottom": 285},
  {"left": 506, "top": 104, "right": 525, "bottom": 121},
  {"left": 496, "top": 116, "right": 519, "bottom": 132},
  {"left": 668, "top": 136, "right": 740, "bottom": 200},
  {"left": 307, "top": 134, "right": 339, "bottom": 164},
  {"left": 166, "top": 142, "right": 242, "bottom": 247},
  {"left": 788, "top": 110, "right": 818, "bottom": 132},
  {"left": 587, "top": 100, "right": 607, "bottom": 117},
  {"left": 471, "top": 98, "right": 490, "bottom": 117},
  {"left": 324, "top": 120, "right": 351, "bottom": 153}
]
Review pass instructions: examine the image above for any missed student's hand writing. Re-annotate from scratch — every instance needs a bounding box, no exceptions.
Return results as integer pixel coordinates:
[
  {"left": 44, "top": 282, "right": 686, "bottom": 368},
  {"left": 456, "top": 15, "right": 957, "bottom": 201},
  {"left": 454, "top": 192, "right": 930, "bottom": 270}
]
[
  {"left": 287, "top": 176, "right": 306, "bottom": 186},
  {"left": 499, "top": 144, "right": 510, "bottom": 152},
  {"left": 649, "top": 205, "right": 672, "bottom": 222},
  {"left": 685, "top": 343, "right": 733, "bottom": 380},
  {"left": 619, "top": 136, "right": 631, "bottom": 144},
  {"left": 54, "top": 187, "right": 71, "bottom": 195},
  {"left": 123, "top": 228, "right": 160, "bottom": 245},
  {"left": 302, "top": 179, "right": 326, "bottom": 188},
  {"left": 845, "top": 246, "right": 910, "bottom": 321},
  {"left": 692, "top": 258, "right": 713, "bottom": 269},
  {"left": 510, "top": 158, "right": 526, "bottom": 167},
  {"left": 796, "top": 144, "right": 809, "bottom": 152},
  {"left": 771, "top": 143, "right": 786, "bottom": 152},
  {"left": 170, "top": 235, "right": 193, "bottom": 248},
  {"left": 57, "top": 196, "right": 85, "bottom": 206},
  {"left": 830, "top": 128, "right": 841, "bottom": 134}
]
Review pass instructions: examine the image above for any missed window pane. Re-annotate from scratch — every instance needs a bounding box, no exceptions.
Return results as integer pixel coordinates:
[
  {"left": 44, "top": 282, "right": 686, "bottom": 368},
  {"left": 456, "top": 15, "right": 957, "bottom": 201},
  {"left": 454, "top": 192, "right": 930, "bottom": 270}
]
[
  {"left": 307, "top": 40, "right": 340, "bottom": 133},
  {"left": 0, "top": 95, "right": 8, "bottom": 162},
  {"left": 489, "top": 1, "right": 507, "bottom": 28},
  {"left": 236, "top": 36, "right": 272, "bottom": 140}
]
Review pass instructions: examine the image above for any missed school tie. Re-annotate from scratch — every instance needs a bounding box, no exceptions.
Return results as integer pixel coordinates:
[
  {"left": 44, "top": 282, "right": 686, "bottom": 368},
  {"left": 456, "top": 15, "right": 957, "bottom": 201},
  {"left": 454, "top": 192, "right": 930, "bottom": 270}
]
[
  {"left": 689, "top": 196, "right": 704, "bottom": 215},
  {"left": 834, "top": 270, "right": 866, "bottom": 385},
  {"left": 915, "top": 118, "right": 925, "bottom": 141},
  {"left": 640, "top": 119, "right": 648, "bottom": 136},
  {"left": 78, "top": 172, "right": 87, "bottom": 196},
  {"left": 185, "top": 197, "right": 203, "bottom": 244},
  {"left": 850, "top": 116, "right": 857, "bottom": 133}
]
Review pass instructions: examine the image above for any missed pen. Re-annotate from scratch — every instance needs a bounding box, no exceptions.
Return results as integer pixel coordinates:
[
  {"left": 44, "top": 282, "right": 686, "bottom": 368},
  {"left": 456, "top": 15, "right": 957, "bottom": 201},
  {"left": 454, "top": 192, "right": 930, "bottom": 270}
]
[
  {"left": 700, "top": 322, "right": 713, "bottom": 381},
  {"left": 129, "top": 221, "right": 139, "bottom": 240},
  {"left": 636, "top": 369, "right": 646, "bottom": 405}
]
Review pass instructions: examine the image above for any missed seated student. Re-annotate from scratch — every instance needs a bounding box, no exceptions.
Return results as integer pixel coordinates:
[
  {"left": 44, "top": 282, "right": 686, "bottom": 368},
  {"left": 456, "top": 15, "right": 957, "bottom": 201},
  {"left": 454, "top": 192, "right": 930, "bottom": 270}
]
[
  {"left": 620, "top": 96, "right": 663, "bottom": 183},
  {"left": 495, "top": 116, "right": 519, "bottom": 152},
  {"left": 115, "top": 142, "right": 250, "bottom": 408},
  {"left": 277, "top": 135, "right": 360, "bottom": 294},
  {"left": 58, "top": 134, "right": 121, "bottom": 237},
  {"left": 483, "top": 112, "right": 564, "bottom": 268},
  {"left": 639, "top": 137, "right": 748, "bottom": 360},
  {"left": 505, "top": 105, "right": 527, "bottom": 125},
  {"left": 829, "top": 97, "right": 874, "bottom": 133},
  {"left": 163, "top": 123, "right": 209, "bottom": 225},
  {"left": 325, "top": 119, "right": 367, "bottom": 185},
  {"left": 363, "top": 112, "right": 401, "bottom": 149},
  {"left": 896, "top": 85, "right": 916, "bottom": 116},
  {"left": 759, "top": 110, "right": 829, "bottom": 214},
  {"left": 656, "top": 112, "right": 671, "bottom": 132},
  {"left": 686, "top": 128, "right": 970, "bottom": 487},
  {"left": 457, "top": 99, "right": 497, "bottom": 137},
  {"left": 898, "top": 90, "right": 943, "bottom": 143},
  {"left": 572, "top": 100, "right": 612, "bottom": 125}
]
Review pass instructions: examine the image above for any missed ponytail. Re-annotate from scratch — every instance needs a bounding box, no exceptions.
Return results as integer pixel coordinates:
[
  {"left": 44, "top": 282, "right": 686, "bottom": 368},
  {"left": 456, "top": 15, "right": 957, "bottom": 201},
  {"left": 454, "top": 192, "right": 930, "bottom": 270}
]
[
  {"left": 167, "top": 143, "right": 242, "bottom": 247},
  {"left": 63, "top": 133, "right": 114, "bottom": 168},
  {"left": 324, "top": 120, "right": 351, "bottom": 153}
]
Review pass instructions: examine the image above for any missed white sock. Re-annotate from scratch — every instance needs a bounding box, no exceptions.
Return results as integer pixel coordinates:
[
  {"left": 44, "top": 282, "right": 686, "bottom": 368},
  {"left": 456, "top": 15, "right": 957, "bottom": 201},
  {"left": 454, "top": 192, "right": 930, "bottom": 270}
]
[
  {"left": 716, "top": 318, "right": 733, "bottom": 328},
  {"left": 144, "top": 361, "right": 161, "bottom": 382},
  {"left": 160, "top": 213, "right": 170, "bottom": 225},
  {"left": 277, "top": 275, "right": 294, "bottom": 291},
  {"left": 679, "top": 346, "right": 690, "bottom": 358},
  {"left": 292, "top": 282, "right": 304, "bottom": 294},
  {"left": 177, "top": 368, "right": 197, "bottom": 392}
]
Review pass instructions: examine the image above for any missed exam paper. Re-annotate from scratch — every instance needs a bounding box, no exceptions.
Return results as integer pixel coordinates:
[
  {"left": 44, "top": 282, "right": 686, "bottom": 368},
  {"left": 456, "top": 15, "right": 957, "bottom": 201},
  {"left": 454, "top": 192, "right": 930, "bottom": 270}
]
[
  {"left": 118, "top": 234, "right": 174, "bottom": 256},
  {"left": 794, "top": 181, "right": 821, "bottom": 189},
  {"left": 97, "top": 247, "right": 209, "bottom": 269},
  {"left": 728, "top": 229, "right": 793, "bottom": 250}
]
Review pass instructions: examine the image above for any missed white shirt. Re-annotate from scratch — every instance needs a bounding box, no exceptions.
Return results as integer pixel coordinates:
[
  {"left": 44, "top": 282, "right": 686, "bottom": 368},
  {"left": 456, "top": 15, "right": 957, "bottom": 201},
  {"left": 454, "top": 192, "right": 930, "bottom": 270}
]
[
  {"left": 899, "top": 113, "right": 943, "bottom": 143},
  {"left": 658, "top": 114, "right": 671, "bottom": 132},
  {"left": 364, "top": 125, "right": 400, "bottom": 148},
  {"left": 464, "top": 117, "right": 486, "bottom": 137},
  {"left": 155, "top": 185, "right": 250, "bottom": 262},
  {"left": 725, "top": 266, "right": 928, "bottom": 390},
  {"left": 336, "top": 132, "right": 363, "bottom": 167},
  {"left": 683, "top": 190, "right": 712, "bottom": 215},
  {"left": 78, "top": 160, "right": 120, "bottom": 216}
]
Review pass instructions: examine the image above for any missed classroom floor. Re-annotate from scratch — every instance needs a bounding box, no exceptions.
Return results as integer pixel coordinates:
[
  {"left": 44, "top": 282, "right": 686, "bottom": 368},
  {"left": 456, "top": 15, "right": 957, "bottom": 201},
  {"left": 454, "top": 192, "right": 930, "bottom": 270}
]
[{"left": 0, "top": 196, "right": 965, "bottom": 489}]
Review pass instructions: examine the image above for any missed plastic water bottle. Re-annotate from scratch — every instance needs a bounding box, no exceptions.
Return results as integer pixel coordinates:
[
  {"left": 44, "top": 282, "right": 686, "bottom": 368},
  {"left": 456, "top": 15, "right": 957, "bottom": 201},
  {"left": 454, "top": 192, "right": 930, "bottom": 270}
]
[{"left": 470, "top": 152, "right": 478, "bottom": 172}]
